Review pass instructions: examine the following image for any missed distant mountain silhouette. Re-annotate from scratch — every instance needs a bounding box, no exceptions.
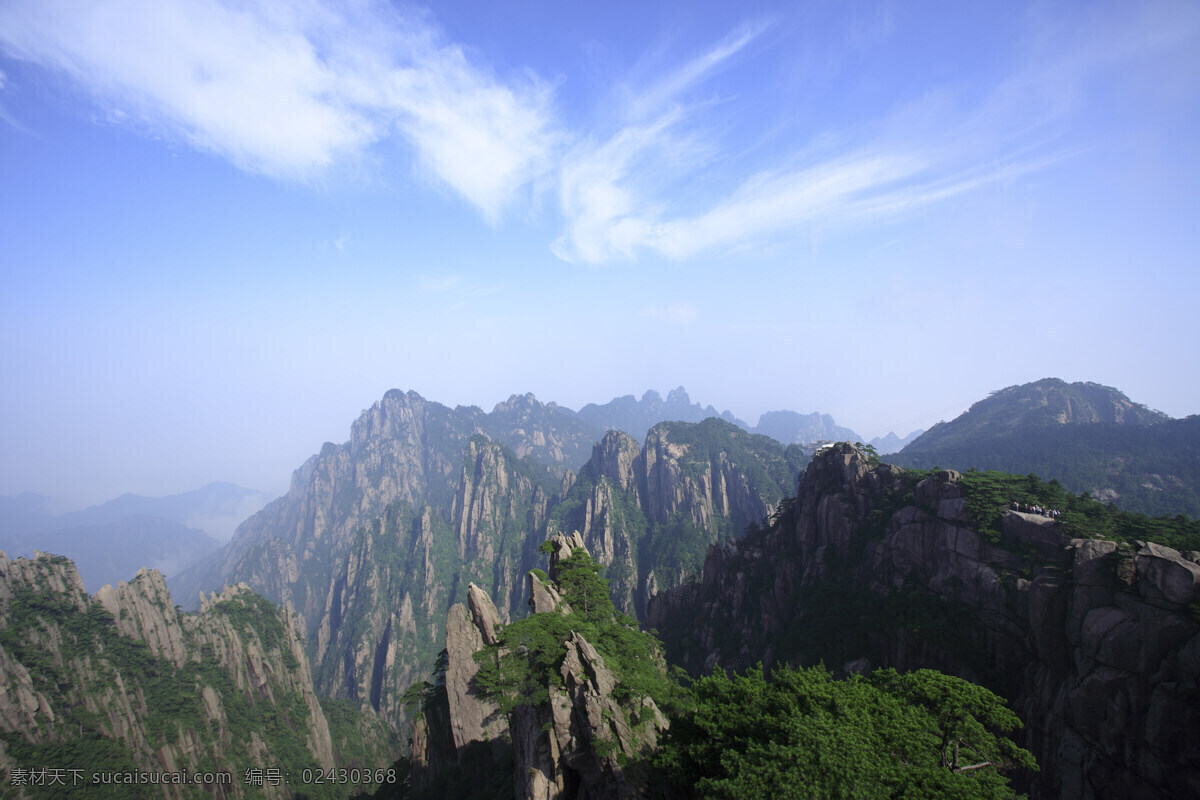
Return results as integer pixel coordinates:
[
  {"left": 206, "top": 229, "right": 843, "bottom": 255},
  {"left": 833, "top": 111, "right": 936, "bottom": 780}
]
[{"left": 891, "top": 378, "right": 1196, "bottom": 516}]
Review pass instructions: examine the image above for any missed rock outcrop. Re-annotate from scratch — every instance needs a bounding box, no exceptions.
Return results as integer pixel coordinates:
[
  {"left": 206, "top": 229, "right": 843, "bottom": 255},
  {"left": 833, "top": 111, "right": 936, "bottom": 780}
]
[
  {"left": 510, "top": 630, "right": 666, "bottom": 800},
  {"left": 553, "top": 419, "right": 806, "bottom": 617},
  {"left": 95, "top": 566, "right": 190, "bottom": 667},
  {"left": 648, "top": 444, "right": 1200, "bottom": 800},
  {"left": 0, "top": 551, "right": 390, "bottom": 800},
  {"left": 411, "top": 533, "right": 668, "bottom": 800},
  {"left": 444, "top": 584, "right": 505, "bottom": 752}
]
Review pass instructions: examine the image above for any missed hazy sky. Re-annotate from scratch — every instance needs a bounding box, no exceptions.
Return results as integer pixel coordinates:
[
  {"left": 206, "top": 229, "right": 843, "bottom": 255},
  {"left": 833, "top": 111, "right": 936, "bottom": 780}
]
[{"left": 2, "top": 0, "right": 1197, "bottom": 509}]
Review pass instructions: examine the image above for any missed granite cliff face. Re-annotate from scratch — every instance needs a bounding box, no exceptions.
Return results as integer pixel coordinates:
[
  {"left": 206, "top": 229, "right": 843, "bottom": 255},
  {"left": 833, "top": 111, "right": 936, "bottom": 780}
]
[
  {"left": 177, "top": 395, "right": 797, "bottom": 739},
  {"left": 647, "top": 444, "right": 1200, "bottom": 799},
  {"left": 551, "top": 419, "right": 806, "bottom": 617},
  {"left": 0, "top": 552, "right": 389, "bottom": 799},
  {"left": 170, "top": 390, "right": 593, "bottom": 624},
  {"left": 172, "top": 391, "right": 480, "bottom": 627},
  {"left": 312, "top": 438, "right": 558, "bottom": 732},
  {"left": 409, "top": 533, "right": 668, "bottom": 800}
]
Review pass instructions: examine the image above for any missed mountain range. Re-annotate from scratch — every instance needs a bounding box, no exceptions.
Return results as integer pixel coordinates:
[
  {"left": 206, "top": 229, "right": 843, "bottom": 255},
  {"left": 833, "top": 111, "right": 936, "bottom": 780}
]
[
  {"left": 0, "top": 387, "right": 901, "bottom": 614},
  {"left": 0, "top": 516, "right": 220, "bottom": 594},
  {"left": 575, "top": 385, "right": 921, "bottom": 451},
  {"left": 169, "top": 388, "right": 812, "bottom": 735},
  {"left": 3, "top": 377, "right": 1196, "bottom": 798},
  {"left": 0, "top": 482, "right": 273, "bottom": 541},
  {"left": 0, "top": 482, "right": 272, "bottom": 592}
]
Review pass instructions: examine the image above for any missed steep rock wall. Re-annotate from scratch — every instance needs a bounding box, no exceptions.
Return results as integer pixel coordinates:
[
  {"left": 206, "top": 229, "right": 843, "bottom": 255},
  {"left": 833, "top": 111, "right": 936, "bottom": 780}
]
[
  {"left": 0, "top": 552, "right": 376, "bottom": 800},
  {"left": 552, "top": 421, "right": 805, "bottom": 618},
  {"left": 647, "top": 444, "right": 1200, "bottom": 799},
  {"left": 313, "top": 438, "right": 557, "bottom": 734}
]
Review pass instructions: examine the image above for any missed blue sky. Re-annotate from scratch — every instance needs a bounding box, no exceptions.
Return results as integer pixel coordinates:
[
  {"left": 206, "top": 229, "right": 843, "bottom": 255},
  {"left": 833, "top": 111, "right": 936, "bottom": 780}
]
[{"left": 2, "top": 0, "right": 1198, "bottom": 508}]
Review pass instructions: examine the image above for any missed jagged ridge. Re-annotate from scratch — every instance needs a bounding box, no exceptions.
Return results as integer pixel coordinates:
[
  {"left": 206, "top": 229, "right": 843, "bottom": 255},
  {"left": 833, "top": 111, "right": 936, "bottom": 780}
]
[
  {"left": 0, "top": 551, "right": 392, "bottom": 800},
  {"left": 647, "top": 444, "right": 1200, "bottom": 799}
]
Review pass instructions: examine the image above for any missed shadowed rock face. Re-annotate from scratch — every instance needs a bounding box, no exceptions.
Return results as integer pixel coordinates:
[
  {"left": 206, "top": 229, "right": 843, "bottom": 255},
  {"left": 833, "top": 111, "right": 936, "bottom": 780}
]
[
  {"left": 411, "top": 533, "right": 668, "bottom": 800},
  {"left": 648, "top": 444, "right": 1200, "bottom": 800}
]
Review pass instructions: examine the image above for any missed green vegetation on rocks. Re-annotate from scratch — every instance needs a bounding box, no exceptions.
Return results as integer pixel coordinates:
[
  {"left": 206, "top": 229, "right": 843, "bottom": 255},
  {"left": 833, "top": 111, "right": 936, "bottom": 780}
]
[
  {"left": 953, "top": 468, "right": 1200, "bottom": 551},
  {"left": 658, "top": 664, "right": 1036, "bottom": 800},
  {"left": 894, "top": 379, "right": 1199, "bottom": 518},
  {"left": 0, "top": 556, "right": 389, "bottom": 799},
  {"left": 472, "top": 544, "right": 681, "bottom": 715}
]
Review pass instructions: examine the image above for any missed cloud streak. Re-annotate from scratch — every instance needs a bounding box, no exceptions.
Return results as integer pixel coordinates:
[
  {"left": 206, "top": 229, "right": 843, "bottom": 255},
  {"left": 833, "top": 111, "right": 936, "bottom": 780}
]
[
  {"left": 0, "top": 0, "right": 556, "bottom": 221},
  {"left": 2, "top": 1, "right": 1194, "bottom": 263},
  {"left": 546, "top": 1, "right": 1198, "bottom": 264}
]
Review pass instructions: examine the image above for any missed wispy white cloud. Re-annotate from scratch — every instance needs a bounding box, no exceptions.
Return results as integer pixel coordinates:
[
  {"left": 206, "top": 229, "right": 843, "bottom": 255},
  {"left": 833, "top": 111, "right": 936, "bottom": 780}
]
[
  {"left": 550, "top": 86, "right": 1067, "bottom": 263},
  {"left": 548, "top": 1, "right": 1198, "bottom": 264},
  {"left": 624, "top": 20, "right": 769, "bottom": 121},
  {"left": 0, "top": 65, "right": 34, "bottom": 134},
  {"left": 2, "top": 1, "right": 1194, "bottom": 263},
  {"left": 549, "top": 23, "right": 771, "bottom": 264},
  {"left": 0, "top": 0, "right": 557, "bottom": 221}
]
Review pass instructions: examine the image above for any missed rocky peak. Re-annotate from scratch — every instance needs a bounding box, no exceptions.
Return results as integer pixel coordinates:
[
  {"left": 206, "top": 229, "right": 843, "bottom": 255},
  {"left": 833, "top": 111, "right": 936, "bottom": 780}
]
[
  {"left": 585, "top": 431, "right": 641, "bottom": 496},
  {"left": 352, "top": 389, "right": 420, "bottom": 453},
  {"left": 492, "top": 392, "right": 540, "bottom": 415},
  {"left": 752, "top": 410, "right": 862, "bottom": 446},
  {"left": 0, "top": 551, "right": 87, "bottom": 608},
  {"left": 904, "top": 380, "right": 1170, "bottom": 459},
  {"left": 982, "top": 378, "right": 1169, "bottom": 426},
  {"left": 466, "top": 582, "right": 501, "bottom": 646},
  {"left": 95, "top": 568, "right": 190, "bottom": 668},
  {"left": 443, "top": 586, "right": 506, "bottom": 756},
  {"left": 664, "top": 386, "right": 689, "bottom": 405},
  {"left": 547, "top": 531, "right": 586, "bottom": 584},
  {"left": 413, "top": 534, "right": 668, "bottom": 799}
]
